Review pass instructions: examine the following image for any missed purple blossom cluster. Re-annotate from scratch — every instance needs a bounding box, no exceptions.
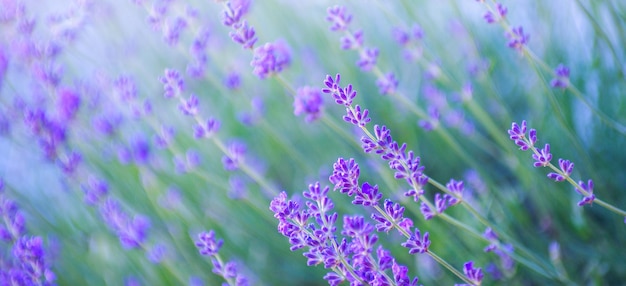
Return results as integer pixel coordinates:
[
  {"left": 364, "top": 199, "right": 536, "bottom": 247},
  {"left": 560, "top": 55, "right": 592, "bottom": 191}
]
[
  {"left": 250, "top": 40, "right": 292, "bottom": 79},
  {"left": 482, "top": 228, "right": 514, "bottom": 279},
  {"left": 222, "top": 0, "right": 257, "bottom": 50},
  {"left": 391, "top": 24, "right": 424, "bottom": 62},
  {"left": 0, "top": 184, "right": 56, "bottom": 285},
  {"left": 325, "top": 6, "right": 399, "bottom": 95},
  {"left": 293, "top": 86, "right": 324, "bottom": 123},
  {"left": 508, "top": 121, "right": 595, "bottom": 206},
  {"left": 550, "top": 64, "right": 570, "bottom": 89},
  {"left": 269, "top": 182, "right": 420, "bottom": 285},
  {"left": 195, "top": 230, "right": 249, "bottom": 286}
]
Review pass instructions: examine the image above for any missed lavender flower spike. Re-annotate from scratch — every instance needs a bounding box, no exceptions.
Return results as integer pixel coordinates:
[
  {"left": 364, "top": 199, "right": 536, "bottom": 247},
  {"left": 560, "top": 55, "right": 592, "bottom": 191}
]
[
  {"left": 401, "top": 228, "right": 430, "bottom": 254},
  {"left": 195, "top": 230, "right": 223, "bottom": 256},
  {"left": 532, "top": 144, "right": 552, "bottom": 167},
  {"left": 251, "top": 40, "right": 291, "bottom": 79},
  {"left": 462, "top": 261, "right": 484, "bottom": 285},
  {"left": 547, "top": 159, "right": 574, "bottom": 182},
  {"left": 550, "top": 64, "right": 570, "bottom": 89},
  {"left": 293, "top": 86, "right": 324, "bottom": 123},
  {"left": 506, "top": 26, "right": 529, "bottom": 52},
  {"left": 576, "top": 179, "right": 595, "bottom": 206}
]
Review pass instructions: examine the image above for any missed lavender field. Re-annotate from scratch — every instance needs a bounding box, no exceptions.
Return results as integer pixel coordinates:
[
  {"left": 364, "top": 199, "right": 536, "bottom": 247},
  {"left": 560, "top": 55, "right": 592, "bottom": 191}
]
[{"left": 1, "top": 0, "right": 626, "bottom": 285}]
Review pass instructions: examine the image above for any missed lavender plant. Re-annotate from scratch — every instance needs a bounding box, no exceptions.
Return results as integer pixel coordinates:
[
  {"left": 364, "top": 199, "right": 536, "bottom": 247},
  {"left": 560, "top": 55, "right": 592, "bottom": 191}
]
[{"left": 1, "top": 0, "right": 626, "bottom": 285}]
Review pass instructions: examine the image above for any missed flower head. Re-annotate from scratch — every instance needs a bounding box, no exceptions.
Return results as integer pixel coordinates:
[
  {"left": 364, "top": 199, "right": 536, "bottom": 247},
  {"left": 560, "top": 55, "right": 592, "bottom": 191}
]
[
  {"left": 251, "top": 40, "right": 291, "bottom": 79},
  {"left": 550, "top": 64, "right": 570, "bottom": 89},
  {"left": 294, "top": 86, "right": 324, "bottom": 122},
  {"left": 326, "top": 6, "right": 352, "bottom": 31},
  {"left": 506, "top": 26, "right": 529, "bottom": 52}
]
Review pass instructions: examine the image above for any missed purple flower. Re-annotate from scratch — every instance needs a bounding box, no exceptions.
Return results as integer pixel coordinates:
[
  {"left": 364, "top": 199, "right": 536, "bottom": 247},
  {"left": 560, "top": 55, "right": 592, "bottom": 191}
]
[
  {"left": 147, "top": 244, "right": 167, "bottom": 264},
  {"left": 376, "top": 72, "right": 398, "bottom": 95},
  {"left": 576, "top": 179, "right": 595, "bottom": 206},
  {"left": 353, "top": 182, "right": 381, "bottom": 206},
  {"left": 392, "top": 261, "right": 419, "bottom": 285},
  {"left": 195, "top": 230, "right": 223, "bottom": 256},
  {"left": 194, "top": 117, "right": 221, "bottom": 139},
  {"left": 154, "top": 125, "right": 175, "bottom": 149},
  {"left": 463, "top": 261, "right": 484, "bottom": 285},
  {"left": 59, "top": 151, "right": 82, "bottom": 174},
  {"left": 404, "top": 175, "right": 429, "bottom": 202},
  {"left": 361, "top": 124, "right": 393, "bottom": 154},
  {"left": 392, "top": 27, "right": 410, "bottom": 46},
  {"left": 163, "top": 17, "right": 187, "bottom": 46},
  {"left": 420, "top": 201, "right": 434, "bottom": 220},
  {"left": 294, "top": 86, "right": 324, "bottom": 122},
  {"left": 532, "top": 144, "right": 552, "bottom": 167},
  {"left": 401, "top": 228, "right": 430, "bottom": 254},
  {"left": 56, "top": 87, "right": 81, "bottom": 122},
  {"left": 321, "top": 73, "right": 342, "bottom": 98},
  {"left": 334, "top": 84, "right": 357, "bottom": 107},
  {"left": 179, "top": 94, "right": 199, "bottom": 116},
  {"left": 344, "top": 105, "right": 370, "bottom": 127},
  {"left": 329, "top": 157, "right": 360, "bottom": 196},
  {"left": 508, "top": 121, "right": 531, "bottom": 150},
  {"left": 506, "top": 26, "right": 529, "bottom": 52},
  {"left": 223, "top": 2, "right": 244, "bottom": 27},
  {"left": 222, "top": 141, "right": 246, "bottom": 171},
  {"left": 356, "top": 47, "right": 379, "bottom": 71},
  {"left": 230, "top": 20, "right": 257, "bottom": 49},
  {"left": 372, "top": 199, "right": 413, "bottom": 233},
  {"left": 160, "top": 69, "right": 184, "bottom": 99},
  {"left": 484, "top": 3, "right": 507, "bottom": 23},
  {"left": 550, "top": 64, "right": 570, "bottom": 89},
  {"left": 250, "top": 40, "right": 291, "bottom": 79},
  {"left": 114, "top": 76, "right": 138, "bottom": 102},
  {"left": 326, "top": 6, "right": 352, "bottom": 31},
  {"left": 446, "top": 179, "right": 464, "bottom": 205},
  {"left": 547, "top": 159, "right": 574, "bottom": 182},
  {"left": 340, "top": 30, "right": 363, "bottom": 50},
  {"left": 223, "top": 71, "right": 241, "bottom": 90}
]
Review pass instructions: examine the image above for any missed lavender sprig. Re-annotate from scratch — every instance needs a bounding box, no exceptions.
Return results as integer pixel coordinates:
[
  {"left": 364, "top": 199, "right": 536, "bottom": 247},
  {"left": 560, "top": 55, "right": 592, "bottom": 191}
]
[
  {"left": 195, "top": 230, "right": 249, "bottom": 286},
  {"left": 508, "top": 121, "right": 626, "bottom": 219}
]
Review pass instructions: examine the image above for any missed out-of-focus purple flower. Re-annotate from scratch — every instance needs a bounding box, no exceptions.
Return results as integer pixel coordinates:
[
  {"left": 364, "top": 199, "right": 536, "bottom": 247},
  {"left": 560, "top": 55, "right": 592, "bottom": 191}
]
[
  {"left": 114, "top": 76, "right": 138, "bottom": 102},
  {"left": 484, "top": 3, "right": 507, "bottom": 23},
  {"left": 329, "top": 82, "right": 357, "bottom": 107},
  {"left": 402, "top": 228, "right": 430, "bottom": 254},
  {"left": 418, "top": 106, "right": 440, "bottom": 131},
  {"left": 0, "top": 199, "right": 25, "bottom": 241},
  {"left": 344, "top": 105, "right": 370, "bottom": 127},
  {"left": 356, "top": 47, "right": 378, "bottom": 71},
  {"left": 222, "top": 141, "right": 246, "bottom": 171},
  {"left": 82, "top": 177, "right": 108, "bottom": 205},
  {"left": 100, "top": 199, "right": 150, "bottom": 249},
  {"left": 195, "top": 230, "right": 223, "bottom": 256},
  {"left": 506, "top": 26, "right": 529, "bottom": 52},
  {"left": 547, "top": 159, "right": 574, "bottom": 182},
  {"left": 56, "top": 87, "right": 81, "bottom": 122},
  {"left": 160, "top": 69, "right": 184, "bottom": 99},
  {"left": 131, "top": 135, "right": 151, "bottom": 164},
  {"left": 179, "top": 94, "right": 199, "bottom": 116},
  {"left": 154, "top": 125, "right": 175, "bottom": 149},
  {"left": 223, "top": 71, "right": 241, "bottom": 90},
  {"left": 532, "top": 144, "right": 552, "bottom": 167},
  {"left": 326, "top": 5, "right": 352, "bottom": 31},
  {"left": 250, "top": 40, "right": 291, "bottom": 79},
  {"left": 576, "top": 179, "right": 595, "bottom": 206},
  {"left": 164, "top": 17, "right": 187, "bottom": 46},
  {"left": 340, "top": 30, "right": 363, "bottom": 50},
  {"left": 147, "top": 244, "right": 167, "bottom": 264},
  {"left": 463, "top": 261, "right": 484, "bottom": 285},
  {"left": 446, "top": 179, "right": 464, "bottom": 205},
  {"left": 294, "top": 86, "right": 324, "bottom": 123},
  {"left": 230, "top": 20, "right": 257, "bottom": 49},
  {"left": 376, "top": 72, "right": 398, "bottom": 95},
  {"left": 361, "top": 124, "right": 392, "bottom": 154},
  {"left": 550, "top": 64, "right": 570, "bottom": 89},
  {"left": 392, "top": 27, "right": 410, "bottom": 46},
  {"left": 59, "top": 151, "right": 81, "bottom": 174},
  {"left": 194, "top": 117, "right": 221, "bottom": 139},
  {"left": 228, "top": 176, "right": 248, "bottom": 199}
]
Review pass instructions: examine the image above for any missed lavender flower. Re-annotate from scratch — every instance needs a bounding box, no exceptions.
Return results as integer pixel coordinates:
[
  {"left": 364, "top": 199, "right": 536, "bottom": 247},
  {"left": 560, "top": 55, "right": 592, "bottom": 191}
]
[
  {"left": 507, "top": 121, "right": 530, "bottom": 150},
  {"left": 550, "top": 64, "right": 570, "bottom": 89},
  {"left": 462, "top": 261, "right": 484, "bottom": 285},
  {"left": 179, "top": 94, "right": 199, "bottom": 116},
  {"left": 372, "top": 199, "right": 413, "bottom": 233},
  {"left": 576, "top": 179, "right": 595, "bottom": 206},
  {"left": 222, "top": 141, "right": 246, "bottom": 171},
  {"left": 484, "top": 3, "right": 507, "bottom": 23},
  {"left": 100, "top": 199, "right": 150, "bottom": 249},
  {"left": 326, "top": 5, "right": 352, "bottom": 31},
  {"left": 446, "top": 179, "right": 464, "bottom": 205},
  {"left": 343, "top": 104, "right": 370, "bottom": 127},
  {"left": 506, "top": 26, "right": 529, "bottom": 52},
  {"left": 547, "top": 159, "right": 574, "bottom": 182},
  {"left": 293, "top": 86, "right": 324, "bottom": 122},
  {"left": 163, "top": 17, "right": 187, "bottom": 46},
  {"left": 160, "top": 69, "right": 184, "bottom": 99},
  {"left": 230, "top": 21, "right": 257, "bottom": 49},
  {"left": 250, "top": 40, "right": 291, "bottom": 79},
  {"left": 329, "top": 157, "right": 360, "bottom": 196},
  {"left": 376, "top": 72, "right": 398, "bottom": 95},
  {"left": 195, "top": 230, "right": 223, "bottom": 256},
  {"left": 340, "top": 30, "right": 363, "bottom": 50},
  {"left": 356, "top": 47, "right": 379, "bottom": 71},
  {"left": 401, "top": 228, "right": 430, "bottom": 254},
  {"left": 353, "top": 182, "right": 382, "bottom": 206},
  {"left": 223, "top": 71, "right": 241, "bottom": 90},
  {"left": 194, "top": 117, "right": 221, "bottom": 139},
  {"left": 532, "top": 144, "right": 552, "bottom": 167}
]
